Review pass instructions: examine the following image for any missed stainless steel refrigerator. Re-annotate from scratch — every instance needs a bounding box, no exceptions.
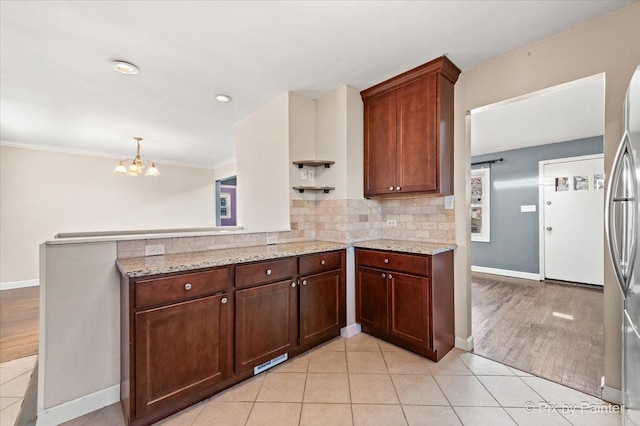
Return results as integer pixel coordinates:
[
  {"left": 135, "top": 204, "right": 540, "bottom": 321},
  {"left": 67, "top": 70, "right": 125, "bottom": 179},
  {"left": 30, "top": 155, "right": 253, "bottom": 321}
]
[{"left": 606, "top": 64, "right": 640, "bottom": 425}]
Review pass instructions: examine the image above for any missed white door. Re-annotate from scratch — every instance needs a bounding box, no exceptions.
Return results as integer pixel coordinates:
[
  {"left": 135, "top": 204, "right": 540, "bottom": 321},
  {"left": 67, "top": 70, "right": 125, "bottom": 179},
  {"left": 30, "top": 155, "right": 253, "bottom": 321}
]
[{"left": 542, "top": 155, "right": 604, "bottom": 286}]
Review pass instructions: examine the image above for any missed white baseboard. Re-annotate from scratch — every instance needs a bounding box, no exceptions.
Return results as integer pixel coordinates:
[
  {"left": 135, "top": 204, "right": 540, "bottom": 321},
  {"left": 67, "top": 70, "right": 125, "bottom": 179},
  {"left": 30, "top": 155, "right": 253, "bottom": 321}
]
[
  {"left": 455, "top": 335, "right": 474, "bottom": 351},
  {"left": 471, "top": 266, "right": 540, "bottom": 281},
  {"left": 601, "top": 381, "right": 622, "bottom": 404},
  {"left": 341, "top": 323, "right": 362, "bottom": 338},
  {"left": 0, "top": 279, "right": 39, "bottom": 291},
  {"left": 36, "top": 384, "right": 119, "bottom": 425}
]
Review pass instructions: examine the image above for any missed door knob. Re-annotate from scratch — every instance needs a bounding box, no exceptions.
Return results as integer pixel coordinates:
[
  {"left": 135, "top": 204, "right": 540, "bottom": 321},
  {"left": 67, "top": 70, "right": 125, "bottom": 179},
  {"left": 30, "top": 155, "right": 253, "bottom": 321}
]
[
  {"left": 396, "top": 186, "right": 401, "bottom": 191},
  {"left": 388, "top": 274, "right": 393, "bottom": 280},
  {"left": 221, "top": 297, "right": 228, "bottom": 304},
  {"left": 302, "top": 280, "right": 307, "bottom": 286},
  {"left": 381, "top": 273, "right": 386, "bottom": 278},
  {"left": 389, "top": 186, "right": 394, "bottom": 191},
  {"left": 546, "top": 226, "right": 553, "bottom": 231},
  {"left": 291, "top": 282, "right": 296, "bottom": 288},
  {"left": 546, "top": 201, "right": 552, "bottom": 205},
  {"left": 184, "top": 283, "right": 192, "bottom": 291}
]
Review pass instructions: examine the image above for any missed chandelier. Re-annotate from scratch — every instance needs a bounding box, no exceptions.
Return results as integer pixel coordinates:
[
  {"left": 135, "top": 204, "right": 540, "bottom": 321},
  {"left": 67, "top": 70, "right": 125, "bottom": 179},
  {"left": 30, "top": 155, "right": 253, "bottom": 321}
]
[{"left": 114, "top": 137, "right": 160, "bottom": 177}]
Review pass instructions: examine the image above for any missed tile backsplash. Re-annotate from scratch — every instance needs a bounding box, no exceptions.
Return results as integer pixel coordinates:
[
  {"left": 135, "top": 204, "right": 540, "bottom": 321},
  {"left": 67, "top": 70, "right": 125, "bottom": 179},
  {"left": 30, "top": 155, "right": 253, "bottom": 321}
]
[{"left": 117, "top": 196, "right": 454, "bottom": 259}]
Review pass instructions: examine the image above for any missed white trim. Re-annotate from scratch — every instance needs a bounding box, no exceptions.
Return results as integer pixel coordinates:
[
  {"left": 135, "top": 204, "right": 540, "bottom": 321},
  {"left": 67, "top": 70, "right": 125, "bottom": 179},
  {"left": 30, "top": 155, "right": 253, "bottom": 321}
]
[
  {"left": 469, "top": 73, "right": 605, "bottom": 116},
  {"left": 455, "top": 335, "right": 474, "bottom": 351},
  {"left": 341, "top": 323, "right": 362, "bottom": 338},
  {"left": 0, "top": 279, "right": 39, "bottom": 291},
  {"left": 601, "top": 384, "right": 622, "bottom": 405},
  {"left": 538, "top": 153, "right": 605, "bottom": 280},
  {"left": 36, "top": 384, "right": 119, "bottom": 426},
  {"left": 471, "top": 265, "right": 541, "bottom": 281},
  {"left": 0, "top": 139, "right": 215, "bottom": 170}
]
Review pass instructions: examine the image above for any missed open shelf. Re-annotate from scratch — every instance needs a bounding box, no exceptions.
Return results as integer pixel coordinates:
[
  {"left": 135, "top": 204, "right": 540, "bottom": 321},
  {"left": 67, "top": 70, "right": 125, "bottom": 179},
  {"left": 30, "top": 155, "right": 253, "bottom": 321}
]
[
  {"left": 292, "top": 160, "right": 335, "bottom": 169},
  {"left": 293, "top": 186, "right": 335, "bottom": 194}
]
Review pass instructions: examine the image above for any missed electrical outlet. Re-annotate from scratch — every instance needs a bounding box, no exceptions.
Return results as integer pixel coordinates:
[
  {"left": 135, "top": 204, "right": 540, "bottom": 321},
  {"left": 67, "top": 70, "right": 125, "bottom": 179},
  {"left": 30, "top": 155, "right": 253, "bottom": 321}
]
[
  {"left": 444, "top": 195, "right": 454, "bottom": 210},
  {"left": 266, "top": 234, "right": 278, "bottom": 245},
  {"left": 300, "top": 169, "right": 308, "bottom": 181},
  {"left": 145, "top": 244, "right": 165, "bottom": 256},
  {"left": 307, "top": 169, "right": 315, "bottom": 181},
  {"left": 386, "top": 219, "right": 397, "bottom": 227}
]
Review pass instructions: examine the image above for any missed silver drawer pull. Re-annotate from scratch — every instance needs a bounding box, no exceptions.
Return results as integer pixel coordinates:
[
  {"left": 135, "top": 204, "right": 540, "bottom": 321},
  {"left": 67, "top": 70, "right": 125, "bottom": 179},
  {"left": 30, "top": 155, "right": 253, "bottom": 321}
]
[
  {"left": 396, "top": 186, "right": 401, "bottom": 190},
  {"left": 381, "top": 273, "right": 386, "bottom": 278},
  {"left": 388, "top": 274, "right": 393, "bottom": 280},
  {"left": 221, "top": 297, "right": 228, "bottom": 304},
  {"left": 291, "top": 282, "right": 296, "bottom": 288},
  {"left": 302, "top": 280, "right": 307, "bottom": 286},
  {"left": 266, "top": 269, "right": 272, "bottom": 276},
  {"left": 384, "top": 258, "right": 389, "bottom": 264},
  {"left": 184, "top": 283, "right": 192, "bottom": 291},
  {"left": 321, "top": 259, "right": 326, "bottom": 265},
  {"left": 389, "top": 186, "right": 394, "bottom": 190}
]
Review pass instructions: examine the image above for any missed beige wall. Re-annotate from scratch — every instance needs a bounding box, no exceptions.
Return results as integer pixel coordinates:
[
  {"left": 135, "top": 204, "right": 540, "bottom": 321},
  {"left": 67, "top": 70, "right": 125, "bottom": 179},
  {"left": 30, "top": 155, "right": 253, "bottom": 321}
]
[
  {"left": 0, "top": 146, "right": 215, "bottom": 283},
  {"left": 453, "top": 3, "right": 640, "bottom": 390},
  {"left": 235, "top": 93, "right": 291, "bottom": 231}
]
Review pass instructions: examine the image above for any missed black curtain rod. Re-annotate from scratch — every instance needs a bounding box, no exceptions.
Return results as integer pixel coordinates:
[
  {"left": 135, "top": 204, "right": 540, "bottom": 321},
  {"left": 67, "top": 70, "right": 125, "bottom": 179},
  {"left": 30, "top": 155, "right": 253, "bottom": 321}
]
[{"left": 471, "top": 158, "right": 503, "bottom": 166}]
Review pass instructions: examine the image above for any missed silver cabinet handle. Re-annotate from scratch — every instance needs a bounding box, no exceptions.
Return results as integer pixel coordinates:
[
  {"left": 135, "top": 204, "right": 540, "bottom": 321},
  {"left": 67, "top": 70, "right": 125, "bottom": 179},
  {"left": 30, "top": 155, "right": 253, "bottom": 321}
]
[
  {"left": 389, "top": 186, "right": 394, "bottom": 190},
  {"left": 546, "top": 227, "right": 552, "bottom": 231},
  {"left": 388, "top": 274, "right": 393, "bottom": 280},
  {"left": 184, "top": 283, "right": 192, "bottom": 291},
  {"left": 381, "top": 273, "right": 386, "bottom": 278},
  {"left": 221, "top": 297, "right": 228, "bottom": 304},
  {"left": 321, "top": 259, "right": 326, "bottom": 265},
  {"left": 291, "top": 282, "right": 296, "bottom": 288},
  {"left": 383, "top": 258, "right": 389, "bottom": 264},
  {"left": 302, "top": 280, "right": 307, "bottom": 286},
  {"left": 396, "top": 186, "right": 401, "bottom": 191},
  {"left": 266, "top": 269, "right": 272, "bottom": 276}
]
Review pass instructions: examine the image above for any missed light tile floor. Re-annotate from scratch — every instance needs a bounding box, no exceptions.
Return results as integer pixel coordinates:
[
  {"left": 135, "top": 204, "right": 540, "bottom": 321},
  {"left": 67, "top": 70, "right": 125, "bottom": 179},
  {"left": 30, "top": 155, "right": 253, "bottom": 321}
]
[
  {"left": 0, "top": 354, "right": 37, "bottom": 426},
  {"left": 20, "top": 334, "right": 630, "bottom": 425}
]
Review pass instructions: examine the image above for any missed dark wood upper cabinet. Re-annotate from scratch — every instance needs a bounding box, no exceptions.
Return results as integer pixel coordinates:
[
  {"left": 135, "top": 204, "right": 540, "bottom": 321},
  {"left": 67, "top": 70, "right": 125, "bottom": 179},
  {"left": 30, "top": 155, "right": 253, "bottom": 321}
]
[{"left": 361, "top": 56, "right": 460, "bottom": 197}]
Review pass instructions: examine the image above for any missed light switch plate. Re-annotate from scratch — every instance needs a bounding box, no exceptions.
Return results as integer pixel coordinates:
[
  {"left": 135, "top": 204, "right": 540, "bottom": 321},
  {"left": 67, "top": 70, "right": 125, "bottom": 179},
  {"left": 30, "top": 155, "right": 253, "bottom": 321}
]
[
  {"left": 145, "top": 244, "right": 165, "bottom": 256},
  {"left": 387, "top": 219, "right": 397, "bottom": 227},
  {"left": 300, "top": 169, "right": 308, "bottom": 181},
  {"left": 521, "top": 205, "right": 537, "bottom": 213},
  {"left": 444, "top": 195, "right": 454, "bottom": 210},
  {"left": 307, "top": 169, "right": 315, "bottom": 181}
]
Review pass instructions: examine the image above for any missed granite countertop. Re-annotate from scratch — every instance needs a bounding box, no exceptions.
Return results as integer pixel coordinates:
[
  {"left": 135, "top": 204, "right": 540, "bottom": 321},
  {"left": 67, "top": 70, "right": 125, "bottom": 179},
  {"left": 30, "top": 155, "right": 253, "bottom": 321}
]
[
  {"left": 117, "top": 240, "right": 347, "bottom": 278},
  {"left": 351, "top": 239, "right": 456, "bottom": 255}
]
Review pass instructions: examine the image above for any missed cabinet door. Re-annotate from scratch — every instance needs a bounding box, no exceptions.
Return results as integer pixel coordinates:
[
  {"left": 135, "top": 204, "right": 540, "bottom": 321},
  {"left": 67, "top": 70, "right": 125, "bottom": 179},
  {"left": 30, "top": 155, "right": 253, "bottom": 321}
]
[
  {"left": 388, "top": 271, "right": 430, "bottom": 351},
  {"left": 300, "top": 270, "right": 345, "bottom": 346},
  {"left": 364, "top": 91, "right": 397, "bottom": 196},
  {"left": 135, "top": 294, "right": 231, "bottom": 417},
  {"left": 397, "top": 74, "right": 438, "bottom": 193},
  {"left": 235, "top": 279, "right": 297, "bottom": 372},
  {"left": 356, "top": 266, "right": 388, "bottom": 333}
]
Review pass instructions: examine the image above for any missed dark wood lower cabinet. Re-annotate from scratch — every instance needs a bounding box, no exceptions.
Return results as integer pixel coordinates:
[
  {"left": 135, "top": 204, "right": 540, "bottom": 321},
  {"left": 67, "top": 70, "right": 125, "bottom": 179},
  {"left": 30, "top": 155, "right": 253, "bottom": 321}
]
[
  {"left": 235, "top": 279, "right": 297, "bottom": 372},
  {"left": 121, "top": 249, "right": 346, "bottom": 426},
  {"left": 355, "top": 248, "right": 454, "bottom": 361},
  {"left": 134, "top": 294, "right": 231, "bottom": 418},
  {"left": 299, "top": 269, "right": 345, "bottom": 346}
]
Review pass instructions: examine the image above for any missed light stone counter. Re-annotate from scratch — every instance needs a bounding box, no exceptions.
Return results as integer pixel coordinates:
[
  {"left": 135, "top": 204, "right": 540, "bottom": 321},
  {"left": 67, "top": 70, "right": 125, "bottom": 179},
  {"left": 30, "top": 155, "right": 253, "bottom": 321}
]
[
  {"left": 117, "top": 240, "right": 346, "bottom": 278},
  {"left": 352, "top": 239, "right": 456, "bottom": 255}
]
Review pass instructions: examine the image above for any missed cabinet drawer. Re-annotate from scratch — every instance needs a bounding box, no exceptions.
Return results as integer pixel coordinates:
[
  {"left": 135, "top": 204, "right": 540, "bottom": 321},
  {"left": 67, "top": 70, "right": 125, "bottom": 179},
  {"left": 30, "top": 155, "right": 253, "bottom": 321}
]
[
  {"left": 236, "top": 257, "right": 297, "bottom": 288},
  {"left": 135, "top": 268, "right": 231, "bottom": 309},
  {"left": 356, "top": 249, "right": 429, "bottom": 277},
  {"left": 299, "top": 251, "right": 342, "bottom": 276}
]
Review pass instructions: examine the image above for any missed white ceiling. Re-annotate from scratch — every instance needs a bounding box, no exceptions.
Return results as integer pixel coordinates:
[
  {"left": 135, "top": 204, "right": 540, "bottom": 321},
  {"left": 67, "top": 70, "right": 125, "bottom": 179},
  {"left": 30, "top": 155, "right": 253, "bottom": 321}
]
[
  {"left": 0, "top": 1, "right": 633, "bottom": 168},
  {"left": 470, "top": 75, "right": 605, "bottom": 156}
]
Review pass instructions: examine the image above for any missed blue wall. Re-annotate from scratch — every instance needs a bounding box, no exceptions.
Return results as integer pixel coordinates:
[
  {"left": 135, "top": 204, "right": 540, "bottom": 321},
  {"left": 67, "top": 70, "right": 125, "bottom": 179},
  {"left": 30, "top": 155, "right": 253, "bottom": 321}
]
[{"left": 471, "top": 136, "right": 603, "bottom": 274}]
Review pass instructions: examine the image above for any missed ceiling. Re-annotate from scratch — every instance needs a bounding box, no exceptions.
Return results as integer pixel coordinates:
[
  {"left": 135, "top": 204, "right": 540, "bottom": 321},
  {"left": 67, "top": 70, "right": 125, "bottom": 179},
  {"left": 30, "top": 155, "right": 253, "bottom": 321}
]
[
  {"left": 470, "top": 75, "right": 605, "bottom": 156},
  {"left": 0, "top": 1, "right": 633, "bottom": 168}
]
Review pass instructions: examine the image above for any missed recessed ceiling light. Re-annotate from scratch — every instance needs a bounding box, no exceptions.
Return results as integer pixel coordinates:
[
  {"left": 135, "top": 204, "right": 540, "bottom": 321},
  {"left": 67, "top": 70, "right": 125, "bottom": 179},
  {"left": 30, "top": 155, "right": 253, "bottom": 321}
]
[
  {"left": 215, "top": 94, "right": 232, "bottom": 103},
  {"left": 111, "top": 60, "right": 139, "bottom": 75}
]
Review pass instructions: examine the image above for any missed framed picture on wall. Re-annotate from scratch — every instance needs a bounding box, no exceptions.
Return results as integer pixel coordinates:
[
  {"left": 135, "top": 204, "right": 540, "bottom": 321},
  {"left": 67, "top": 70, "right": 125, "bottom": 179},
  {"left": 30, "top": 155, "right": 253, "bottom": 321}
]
[
  {"left": 220, "top": 193, "right": 231, "bottom": 219},
  {"left": 471, "top": 168, "right": 491, "bottom": 242}
]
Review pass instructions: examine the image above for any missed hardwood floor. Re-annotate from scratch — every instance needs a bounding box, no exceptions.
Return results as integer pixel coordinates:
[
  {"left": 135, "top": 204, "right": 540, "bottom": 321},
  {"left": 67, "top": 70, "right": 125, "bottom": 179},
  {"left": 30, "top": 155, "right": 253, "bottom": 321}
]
[
  {"left": 471, "top": 272, "right": 604, "bottom": 397},
  {"left": 0, "top": 287, "right": 39, "bottom": 363}
]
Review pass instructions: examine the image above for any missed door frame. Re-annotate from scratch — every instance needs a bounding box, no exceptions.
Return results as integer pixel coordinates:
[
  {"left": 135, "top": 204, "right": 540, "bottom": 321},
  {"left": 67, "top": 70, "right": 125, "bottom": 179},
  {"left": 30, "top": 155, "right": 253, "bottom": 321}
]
[{"left": 538, "top": 153, "right": 604, "bottom": 280}]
